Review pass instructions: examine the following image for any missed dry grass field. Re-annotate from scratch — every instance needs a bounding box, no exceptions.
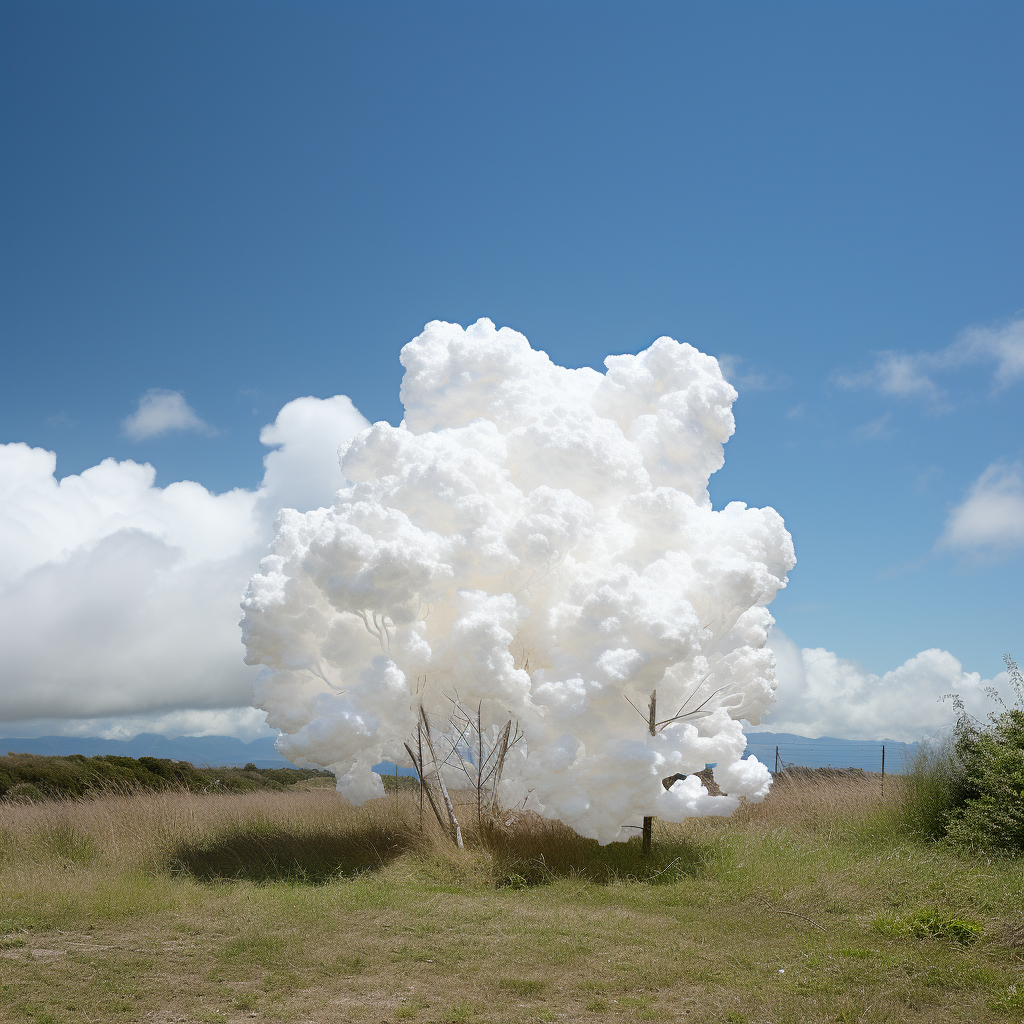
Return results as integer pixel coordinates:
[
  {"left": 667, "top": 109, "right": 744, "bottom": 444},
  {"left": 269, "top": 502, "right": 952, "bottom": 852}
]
[{"left": 1, "top": 773, "right": 1022, "bottom": 1024}]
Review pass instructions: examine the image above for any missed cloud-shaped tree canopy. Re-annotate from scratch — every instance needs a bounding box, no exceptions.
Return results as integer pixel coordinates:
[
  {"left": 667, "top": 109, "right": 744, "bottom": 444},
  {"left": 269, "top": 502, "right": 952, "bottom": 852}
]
[{"left": 241, "top": 319, "right": 796, "bottom": 843}]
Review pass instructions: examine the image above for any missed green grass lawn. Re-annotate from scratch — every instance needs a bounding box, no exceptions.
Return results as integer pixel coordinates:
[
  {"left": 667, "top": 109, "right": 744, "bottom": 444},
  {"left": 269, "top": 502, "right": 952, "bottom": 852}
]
[{"left": 1, "top": 778, "right": 1021, "bottom": 1023}]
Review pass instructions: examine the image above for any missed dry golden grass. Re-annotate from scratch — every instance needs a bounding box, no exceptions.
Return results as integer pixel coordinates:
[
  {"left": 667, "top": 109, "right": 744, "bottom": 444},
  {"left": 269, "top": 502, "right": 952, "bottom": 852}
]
[{"left": 1, "top": 773, "right": 1022, "bottom": 1024}]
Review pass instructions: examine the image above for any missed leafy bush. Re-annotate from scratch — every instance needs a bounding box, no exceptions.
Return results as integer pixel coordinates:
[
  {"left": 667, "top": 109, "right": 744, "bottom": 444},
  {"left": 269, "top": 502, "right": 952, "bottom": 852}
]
[
  {"left": 944, "top": 705, "right": 1024, "bottom": 852},
  {"left": 3, "top": 781, "right": 45, "bottom": 804},
  {"left": 905, "top": 655, "right": 1024, "bottom": 854}
]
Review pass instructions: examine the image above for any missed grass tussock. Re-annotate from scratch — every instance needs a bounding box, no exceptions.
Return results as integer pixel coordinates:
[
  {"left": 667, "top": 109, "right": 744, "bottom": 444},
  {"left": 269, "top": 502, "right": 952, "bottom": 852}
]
[{"left": 893, "top": 738, "right": 970, "bottom": 839}]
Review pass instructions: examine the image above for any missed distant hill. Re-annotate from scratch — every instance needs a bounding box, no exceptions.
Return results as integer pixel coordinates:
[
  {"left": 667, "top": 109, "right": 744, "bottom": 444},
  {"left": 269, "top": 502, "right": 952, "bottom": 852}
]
[
  {"left": 0, "top": 751, "right": 333, "bottom": 802},
  {"left": 0, "top": 733, "right": 290, "bottom": 768},
  {"left": 0, "top": 729, "right": 921, "bottom": 775}
]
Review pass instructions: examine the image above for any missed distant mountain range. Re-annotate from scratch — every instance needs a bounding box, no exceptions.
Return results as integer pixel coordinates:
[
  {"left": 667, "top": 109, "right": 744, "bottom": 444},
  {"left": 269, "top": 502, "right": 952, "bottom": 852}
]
[
  {"left": 745, "top": 732, "right": 919, "bottom": 774},
  {"left": 1, "top": 730, "right": 921, "bottom": 774}
]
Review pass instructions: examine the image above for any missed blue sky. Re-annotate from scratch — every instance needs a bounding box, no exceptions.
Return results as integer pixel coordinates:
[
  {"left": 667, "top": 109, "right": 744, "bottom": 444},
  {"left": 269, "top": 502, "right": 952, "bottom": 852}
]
[{"left": 2, "top": 1, "right": 1022, "bottom": 739}]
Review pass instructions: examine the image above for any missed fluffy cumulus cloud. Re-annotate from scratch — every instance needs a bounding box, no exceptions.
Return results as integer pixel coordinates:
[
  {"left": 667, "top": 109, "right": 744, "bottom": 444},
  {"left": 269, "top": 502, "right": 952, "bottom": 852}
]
[
  {"left": 763, "top": 630, "right": 1010, "bottom": 742},
  {"left": 0, "top": 396, "right": 369, "bottom": 725},
  {"left": 122, "top": 389, "right": 213, "bottom": 439},
  {"left": 241, "top": 319, "right": 796, "bottom": 842},
  {"left": 834, "top": 313, "right": 1024, "bottom": 403},
  {"left": 938, "top": 462, "right": 1024, "bottom": 552}
]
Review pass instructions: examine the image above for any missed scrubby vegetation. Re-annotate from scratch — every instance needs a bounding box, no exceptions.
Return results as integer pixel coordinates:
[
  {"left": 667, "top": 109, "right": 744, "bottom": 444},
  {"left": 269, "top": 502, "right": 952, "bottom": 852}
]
[
  {"left": 0, "top": 751, "right": 333, "bottom": 802},
  {"left": 1, "top": 771, "right": 1022, "bottom": 1023},
  {"left": 901, "top": 655, "right": 1024, "bottom": 854}
]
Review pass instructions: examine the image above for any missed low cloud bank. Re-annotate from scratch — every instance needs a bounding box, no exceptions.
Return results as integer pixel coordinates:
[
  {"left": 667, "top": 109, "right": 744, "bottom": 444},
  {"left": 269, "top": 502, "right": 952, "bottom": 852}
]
[
  {"left": 0, "top": 707, "right": 275, "bottom": 743},
  {"left": 0, "top": 395, "right": 368, "bottom": 724},
  {"left": 763, "top": 630, "right": 1009, "bottom": 742}
]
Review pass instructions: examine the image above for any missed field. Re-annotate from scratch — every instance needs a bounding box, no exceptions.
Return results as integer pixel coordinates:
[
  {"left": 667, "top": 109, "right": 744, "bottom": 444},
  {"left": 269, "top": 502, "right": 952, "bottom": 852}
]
[{"left": 1, "top": 774, "right": 1022, "bottom": 1024}]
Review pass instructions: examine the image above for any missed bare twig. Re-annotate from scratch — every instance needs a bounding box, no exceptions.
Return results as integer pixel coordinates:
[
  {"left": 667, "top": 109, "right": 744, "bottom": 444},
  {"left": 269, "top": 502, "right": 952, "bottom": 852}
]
[
  {"left": 417, "top": 721, "right": 424, "bottom": 828},
  {"left": 403, "top": 741, "right": 447, "bottom": 834},
  {"left": 490, "top": 719, "right": 513, "bottom": 812},
  {"left": 477, "top": 701, "right": 484, "bottom": 831},
  {"left": 623, "top": 693, "right": 649, "bottom": 723},
  {"left": 419, "top": 707, "right": 463, "bottom": 848},
  {"left": 656, "top": 688, "right": 727, "bottom": 730},
  {"left": 760, "top": 903, "right": 827, "bottom": 933}
]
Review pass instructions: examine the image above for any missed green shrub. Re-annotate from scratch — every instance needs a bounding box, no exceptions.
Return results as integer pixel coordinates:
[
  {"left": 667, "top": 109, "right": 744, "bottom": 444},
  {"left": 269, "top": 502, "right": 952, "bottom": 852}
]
[
  {"left": 380, "top": 773, "right": 420, "bottom": 793},
  {"left": 3, "top": 782, "right": 45, "bottom": 804},
  {"left": 945, "top": 655, "right": 1024, "bottom": 853},
  {"left": 944, "top": 701, "right": 1024, "bottom": 853},
  {"left": 909, "top": 655, "right": 1024, "bottom": 854}
]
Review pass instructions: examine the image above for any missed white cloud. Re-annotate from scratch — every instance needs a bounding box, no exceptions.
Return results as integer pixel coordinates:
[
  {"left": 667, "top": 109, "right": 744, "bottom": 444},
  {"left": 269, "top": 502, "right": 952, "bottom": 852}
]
[
  {"left": 0, "top": 706, "right": 274, "bottom": 742},
  {"left": 761, "top": 630, "right": 1009, "bottom": 742},
  {"left": 832, "top": 354, "right": 939, "bottom": 401},
  {"left": 717, "top": 353, "right": 780, "bottom": 392},
  {"left": 938, "top": 462, "right": 1024, "bottom": 552},
  {"left": 44, "top": 412, "right": 76, "bottom": 430},
  {"left": 873, "top": 352, "right": 942, "bottom": 400},
  {"left": 259, "top": 395, "right": 369, "bottom": 516},
  {"left": 122, "top": 389, "right": 212, "bottom": 439},
  {"left": 834, "top": 313, "right": 1024, "bottom": 404},
  {"left": 0, "top": 395, "right": 370, "bottom": 725},
  {"left": 941, "top": 315, "right": 1024, "bottom": 390},
  {"left": 851, "top": 411, "right": 894, "bottom": 440}
]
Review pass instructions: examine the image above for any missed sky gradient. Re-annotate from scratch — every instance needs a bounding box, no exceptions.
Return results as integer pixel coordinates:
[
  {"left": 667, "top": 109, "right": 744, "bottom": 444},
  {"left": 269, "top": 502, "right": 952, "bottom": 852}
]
[{"left": 2, "top": 1, "right": 1022, "bottom": 740}]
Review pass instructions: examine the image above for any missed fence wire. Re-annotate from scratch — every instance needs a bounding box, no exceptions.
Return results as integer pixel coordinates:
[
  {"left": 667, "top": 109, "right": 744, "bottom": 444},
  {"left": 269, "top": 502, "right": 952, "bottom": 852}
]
[{"left": 744, "top": 737, "right": 919, "bottom": 775}]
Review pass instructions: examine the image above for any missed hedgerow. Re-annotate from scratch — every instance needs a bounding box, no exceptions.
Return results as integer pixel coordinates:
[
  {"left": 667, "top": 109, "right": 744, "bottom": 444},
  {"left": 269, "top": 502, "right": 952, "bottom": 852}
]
[{"left": 0, "top": 752, "right": 332, "bottom": 802}]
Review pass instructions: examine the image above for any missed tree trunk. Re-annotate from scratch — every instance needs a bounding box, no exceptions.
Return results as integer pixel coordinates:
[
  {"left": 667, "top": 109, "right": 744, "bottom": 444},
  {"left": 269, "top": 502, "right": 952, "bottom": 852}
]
[{"left": 642, "top": 690, "right": 656, "bottom": 857}]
